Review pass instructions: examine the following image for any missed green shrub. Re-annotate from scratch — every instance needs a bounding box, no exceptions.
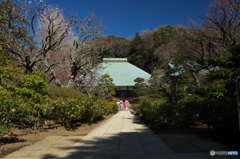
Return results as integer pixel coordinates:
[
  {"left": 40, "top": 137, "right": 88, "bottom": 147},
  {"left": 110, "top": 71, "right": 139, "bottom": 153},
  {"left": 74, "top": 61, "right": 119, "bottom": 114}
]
[
  {"left": 176, "top": 96, "right": 205, "bottom": 127},
  {"left": 131, "top": 103, "right": 141, "bottom": 115},
  {"left": 0, "top": 125, "right": 8, "bottom": 133},
  {"left": 139, "top": 97, "right": 161, "bottom": 122},
  {"left": 79, "top": 97, "right": 118, "bottom": 123},
  {"left": 0, "top": 68, "right": 50, "bottom": 131},
  {"left": 134, "top": 97, "right": 178, "bottom": 126},
  {"left": 195, "top": 83, "right": 226, "bottom": 98},
  {"left": 133, "top": 95, "right": 238, "bottom": 131},
  {"left": 51, "top": 96, "right": 118, "bottom": 130},
  {"left": 177, "top": 96, "right": 238, "bottom": 130},
  {"left": 48, "top": 86, "right": 86, "bottom": 99},
  {"left": 51, "top": 98, "right": 85, "bottom": 130},
  {"left": 0, "top": 66, "right": 117, "bottom": 132},
  {"left": 107, "top": 101, "right": 119, "bottom": 114},
  {"left": 157, "top": 102, "right": 178, "bottom": 125},
  {"left": 138, "top": 98, "right": 166, "bottom": 123},
  {"left": 200, "top": 97, "right": 238, "bottom": 130}
]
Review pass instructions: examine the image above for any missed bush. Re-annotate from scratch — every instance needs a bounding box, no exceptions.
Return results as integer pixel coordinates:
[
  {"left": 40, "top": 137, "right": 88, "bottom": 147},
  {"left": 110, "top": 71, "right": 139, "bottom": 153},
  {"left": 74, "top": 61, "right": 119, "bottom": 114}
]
[
  {"left": 131, "top": 103, "right": 141, "bottom": 115},
  {"left": 177, "top": 96, "right": 238, "bottom": 130},
  {"left": 48, "top": 86, "right": 86, "bottom": 99},
  {"left": 51, "top": 96, "right": 118, "bottom": 130},
  {"left": 107, "top": 101, "right": 119, "bottom": 114},
  {"left": 195, "top": 83, "right": 226, "bottom": 98},
  {"left": 132, "top": 95, "right": 238, "bottom": 131},
  {"left": 0, "top": 68, "right": 50, "bottom": 132},
  {"left": 157, "top": 102, "right": 178, "bottom": 125},
  {"left": 0, "top": 66, "right": 118, "bottom": 133},
  {"left": 139, "top": 97, "right": 164, "bottom": 123},
  {"left": 176, "top": 96, "right": 205, "bottom": 127},
  {"left": 131, "top": 97, "right": 179, "bottom": 126},
  {"left": 51, "top": 98, "right": 85, "bottom": 130},
  {"left": 200, "top": 97, "right": 238, "bottom": 130}
]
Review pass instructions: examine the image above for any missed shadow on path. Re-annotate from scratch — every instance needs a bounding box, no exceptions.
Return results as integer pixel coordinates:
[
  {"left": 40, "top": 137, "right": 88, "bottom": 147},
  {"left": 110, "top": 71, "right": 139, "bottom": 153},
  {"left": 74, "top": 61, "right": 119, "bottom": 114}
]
[{"left": 38, "top": 111, "right": 232, "bottom": 159}]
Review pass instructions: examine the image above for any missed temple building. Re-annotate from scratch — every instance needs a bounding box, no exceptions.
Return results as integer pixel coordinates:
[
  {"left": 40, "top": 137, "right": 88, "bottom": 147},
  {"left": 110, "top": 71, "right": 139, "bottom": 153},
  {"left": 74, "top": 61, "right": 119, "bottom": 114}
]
[{"left": 97, "top": 58, "right": 151, "bottom": 101}]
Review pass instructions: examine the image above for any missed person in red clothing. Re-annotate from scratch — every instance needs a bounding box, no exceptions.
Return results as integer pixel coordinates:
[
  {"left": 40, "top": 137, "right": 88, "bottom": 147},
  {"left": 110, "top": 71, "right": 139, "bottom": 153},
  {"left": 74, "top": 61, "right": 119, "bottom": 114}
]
[{"left": 124, "top": 100, "right": 130, "bottom": 111}]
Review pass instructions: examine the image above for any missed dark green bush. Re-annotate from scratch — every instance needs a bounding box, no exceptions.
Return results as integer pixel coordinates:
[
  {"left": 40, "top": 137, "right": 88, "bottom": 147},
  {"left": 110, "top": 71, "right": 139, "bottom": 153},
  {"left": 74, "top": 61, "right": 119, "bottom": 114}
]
[
  {"left": 176, "top": 96, "right": 205, "bottom": 127},
  {"left": 177, "top": 96, "right": 238, "bottom": 130},
  {"left": 133, "top": 95, "right": 238, "bottom": 131},
  {"left": 200, "top": 97, "right": 238, "bottom": 130}
]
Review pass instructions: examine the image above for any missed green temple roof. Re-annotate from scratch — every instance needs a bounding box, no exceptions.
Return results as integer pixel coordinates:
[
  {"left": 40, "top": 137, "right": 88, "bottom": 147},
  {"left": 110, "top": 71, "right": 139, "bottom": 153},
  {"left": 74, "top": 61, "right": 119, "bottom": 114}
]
[{"left": 97, "top": 58, "right": 151, "bottom": 86}]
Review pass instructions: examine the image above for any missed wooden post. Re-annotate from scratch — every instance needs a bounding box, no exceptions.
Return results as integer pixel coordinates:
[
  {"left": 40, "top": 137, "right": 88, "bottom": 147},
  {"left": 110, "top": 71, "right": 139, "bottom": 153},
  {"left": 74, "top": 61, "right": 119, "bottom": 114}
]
[{"left": 236, "top": 76, "right": 240, "bottom": 131}]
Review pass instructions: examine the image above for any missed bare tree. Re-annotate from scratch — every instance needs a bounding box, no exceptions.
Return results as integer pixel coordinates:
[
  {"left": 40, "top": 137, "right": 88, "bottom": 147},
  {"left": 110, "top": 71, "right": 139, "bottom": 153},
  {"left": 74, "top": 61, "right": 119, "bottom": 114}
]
[
  {"left": 66, "top": 13, "right": 104, "bottom": 90},
  {"left": 182, "top": 0, "right": 240, "bottom": 70},
  {"left": 0, "top": 0, "right": 105, "bottom": 89},
  {"left": 174, "top": 0, "right": 240, "bottom": 87},
  {"left": 36, "top": 5, "right": 75, "bottom": 85},
  {"left": 0, "top": 0, "right": 72, "bottom": 76},
  {"left": 0, "top": 0, "right": 42, "bottom": 73},
  {"left": 203, "top": 0, "right": 240, "bottom": 46},
  {"left": 96, "top": 35, "right": 130, "bottom": 58}
]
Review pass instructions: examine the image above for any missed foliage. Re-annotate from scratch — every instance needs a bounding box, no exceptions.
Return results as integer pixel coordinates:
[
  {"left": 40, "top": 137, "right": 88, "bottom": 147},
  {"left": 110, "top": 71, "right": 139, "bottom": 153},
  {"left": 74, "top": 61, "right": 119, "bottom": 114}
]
[
  {"left": 51, "top": 96, "right": 118, "bottom": 130},
  {"left": 194, "top": 83, "right": 226, "bottom": 98},
  {"left": 0, "top": 55, "right": 118, "bottom": 133},
  {"left": 0, "top": 66, "right": 118, "bottom": 132},
  {"left": 200, "top": 97, "right": 238, "bottom": 130},
  {"left": 133, "top": 96, "right": 238, "bottom": 131},
  {"left": 130, "top": 103, "right": 140, "bottom": 115},
  {"left": 48, "top": 86, "right": 86, "bottom": 99},
  {"left": 0, "top": 66, "right": 50, "bottom": 131},
  {"left": 0, "top": 48, "right": 12, "bottom": 66},
  {"left": 206, "top": 56, "right": 238, "bottom": 82},
  {"left": 130, "top": 33, "right": 142, "bottom": 50},
  {"left": 138, "top": 97, "right": 166, "bottom": 123},
  {"left": 133, "top": 77, "right": 148, "bottom": 97},
  {"left": 132, "top": 97, "right": 178, "bottom": 126},
  {"left": 177, "top": 96, "right": 238, "bottom": 130},
  {"left": 97, "top": 74, "right": 116, "bottom": 99},
  {"left": 18, "top": 70, "right": 49, "bottom": 98},
  {"left": 205, "top": 52, "right": 240, "bottom": 97},
  {"left": 129, "top": 32, "right": 145, "bottom": 65},
  {"left": 152, "top": 25, "right": 174, "bottom": 47},
  {"left": 176, "top": 96, "right": 205, "bottom": 127},
  {"left": 147, "top": 73, "right": 185, "bottom": 103}
]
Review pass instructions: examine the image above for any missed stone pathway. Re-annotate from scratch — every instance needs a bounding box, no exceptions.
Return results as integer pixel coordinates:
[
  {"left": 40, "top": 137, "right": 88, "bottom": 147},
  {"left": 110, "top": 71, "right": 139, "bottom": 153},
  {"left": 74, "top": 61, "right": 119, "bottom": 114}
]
[{"left": 3, "top": 111, "right": 233, "bottom": 159}]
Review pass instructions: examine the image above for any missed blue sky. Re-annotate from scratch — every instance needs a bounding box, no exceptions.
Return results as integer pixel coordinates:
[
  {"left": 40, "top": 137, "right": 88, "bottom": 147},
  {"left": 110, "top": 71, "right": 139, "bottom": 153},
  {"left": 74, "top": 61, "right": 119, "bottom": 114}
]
[{"left": 43, "top": 0, "right": 214, "bottom": 38}]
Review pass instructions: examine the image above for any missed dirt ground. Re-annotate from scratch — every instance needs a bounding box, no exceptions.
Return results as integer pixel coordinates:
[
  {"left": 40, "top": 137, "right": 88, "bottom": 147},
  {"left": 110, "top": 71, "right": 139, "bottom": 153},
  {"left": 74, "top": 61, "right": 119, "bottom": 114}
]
[{"left": 0, "top": 115, "right": 113, "bottom": 158}]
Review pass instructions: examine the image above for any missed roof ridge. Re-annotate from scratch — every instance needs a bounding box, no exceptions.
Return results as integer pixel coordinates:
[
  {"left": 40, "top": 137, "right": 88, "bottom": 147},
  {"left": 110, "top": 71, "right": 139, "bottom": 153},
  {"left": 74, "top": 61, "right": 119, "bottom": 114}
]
[{"left": 103, "top": 58, "right": 127, "bottom": 62}]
